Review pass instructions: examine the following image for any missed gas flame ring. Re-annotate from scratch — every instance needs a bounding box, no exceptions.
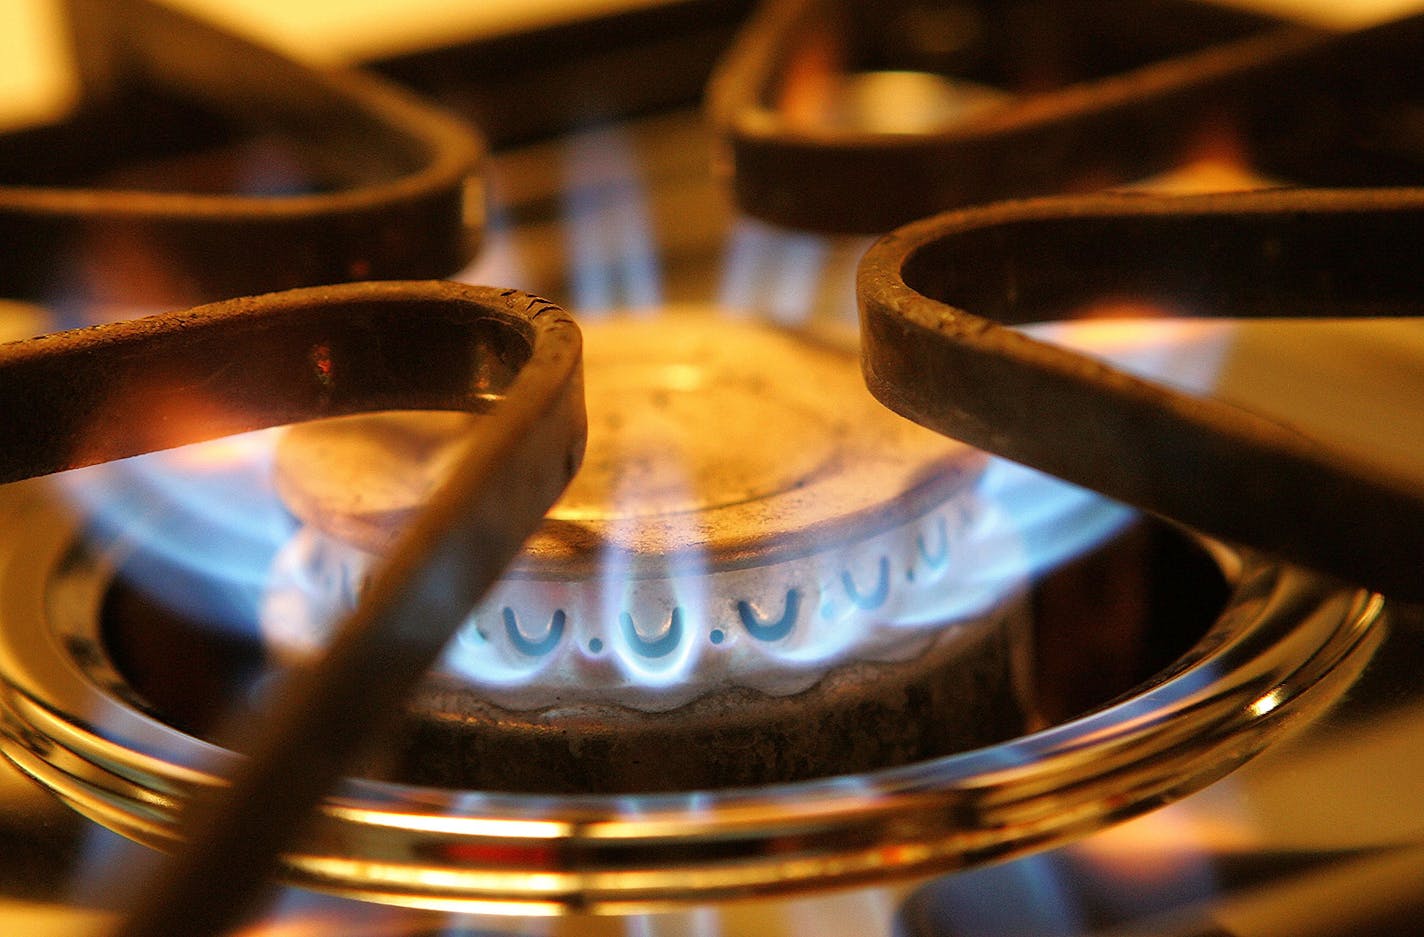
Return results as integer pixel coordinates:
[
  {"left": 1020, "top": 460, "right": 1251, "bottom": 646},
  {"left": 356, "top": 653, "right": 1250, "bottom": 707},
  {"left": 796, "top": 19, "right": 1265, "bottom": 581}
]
[
  {"left": 0, "top": 484, "right": 1382, "bottom": 912},
  {"left": 262, "top": 312, "right": 1002, "bottom": 715},
  {"left": 257, "top": 313, "right": 1032, "bottom": 792}
]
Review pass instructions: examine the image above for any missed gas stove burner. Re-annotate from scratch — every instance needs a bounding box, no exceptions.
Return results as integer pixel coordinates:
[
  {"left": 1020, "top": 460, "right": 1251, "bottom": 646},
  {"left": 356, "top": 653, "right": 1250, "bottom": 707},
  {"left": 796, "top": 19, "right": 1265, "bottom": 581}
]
[
  {"left": 265, "top": 311, "right": 1028, "bottom": 791},
  {"left": 0, "top": 480, "right": 1379, "bottom": 909}
]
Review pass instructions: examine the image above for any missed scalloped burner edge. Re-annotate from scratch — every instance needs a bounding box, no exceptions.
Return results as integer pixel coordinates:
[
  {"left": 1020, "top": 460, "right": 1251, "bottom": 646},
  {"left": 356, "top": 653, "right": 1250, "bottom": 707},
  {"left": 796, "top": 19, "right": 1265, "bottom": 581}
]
[{"left": 379, "top": 594, "right": 1032, "bottom": 793}]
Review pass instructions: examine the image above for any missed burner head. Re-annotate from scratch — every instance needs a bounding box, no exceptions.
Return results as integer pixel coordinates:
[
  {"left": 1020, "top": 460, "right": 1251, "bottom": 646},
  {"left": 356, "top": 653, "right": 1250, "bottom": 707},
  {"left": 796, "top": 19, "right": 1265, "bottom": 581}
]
[
  {"left": 273, "top": 310, "right": 981, "bottom": 567},
  {"left": 265, "top": 311, "right": 1030, "bottom": 790}
]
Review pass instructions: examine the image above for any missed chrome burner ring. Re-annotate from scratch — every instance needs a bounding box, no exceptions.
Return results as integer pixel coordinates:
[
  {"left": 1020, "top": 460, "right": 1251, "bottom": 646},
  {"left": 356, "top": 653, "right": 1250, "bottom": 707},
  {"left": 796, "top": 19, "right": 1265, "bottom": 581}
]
[{"left": 0, "top": 477, "right": 1382, "bottom": 913}]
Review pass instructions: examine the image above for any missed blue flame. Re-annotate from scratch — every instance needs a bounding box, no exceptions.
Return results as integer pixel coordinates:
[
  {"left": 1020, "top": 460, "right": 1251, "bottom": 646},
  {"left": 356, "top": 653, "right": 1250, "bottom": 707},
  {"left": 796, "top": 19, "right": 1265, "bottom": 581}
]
[
  {"left": 975, "top": 459, "right": 1135, "bottom": 580},
  {"left": 900, "top": 853, "right": 1087, "bottom": 936},
  {"left": 59, "top": 431, "right": 294, "bottom": 632},
  {"left": 562, "top": 126, "right": 662, "bottom": 311},
  {"left": 719, "top": 218, "right": 835, "bottom": 323},
  {"left": 432, "top": 464, "right": 1129, "bottom": 706},
  {"left": 596, "top": 470, "right": 708, "bottom": 690},
  {"left": 454, "top": 188, "right": 529, "bottom": 290},
  {"left": 1029, "top": 318, "right": 1235, "bottom": 396}
]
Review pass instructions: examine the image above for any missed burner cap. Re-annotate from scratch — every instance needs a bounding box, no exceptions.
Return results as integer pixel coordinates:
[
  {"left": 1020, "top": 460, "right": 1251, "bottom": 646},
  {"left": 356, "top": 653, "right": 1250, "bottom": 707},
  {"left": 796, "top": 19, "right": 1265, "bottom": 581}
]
[
  {"left": 266, "top": 310, "right": 999, "bottom": 712},
  {"left": 274, "top": 309, "right": 981, "bottom": 574}
]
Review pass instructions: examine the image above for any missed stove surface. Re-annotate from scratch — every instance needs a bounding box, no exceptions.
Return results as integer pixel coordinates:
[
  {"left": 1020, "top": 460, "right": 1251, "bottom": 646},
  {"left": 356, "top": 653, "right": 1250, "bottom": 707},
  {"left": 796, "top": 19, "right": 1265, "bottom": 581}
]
[{"left": 4, "top": 1, "right": 1424, "bottom": 935}]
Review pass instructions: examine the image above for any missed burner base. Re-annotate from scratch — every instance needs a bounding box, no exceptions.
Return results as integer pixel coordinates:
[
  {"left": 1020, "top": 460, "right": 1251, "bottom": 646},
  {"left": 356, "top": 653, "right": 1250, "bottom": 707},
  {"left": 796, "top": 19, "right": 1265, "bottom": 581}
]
[{"left": 383, "top": 605, "right": 1030, "bottom": 793}]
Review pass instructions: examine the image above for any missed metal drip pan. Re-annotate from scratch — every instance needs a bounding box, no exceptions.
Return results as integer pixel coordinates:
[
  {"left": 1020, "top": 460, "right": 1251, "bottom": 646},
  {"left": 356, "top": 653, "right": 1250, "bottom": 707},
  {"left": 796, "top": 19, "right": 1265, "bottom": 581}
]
[{"left": 0, "top": 471, "right": 1381, "bottom": 912}]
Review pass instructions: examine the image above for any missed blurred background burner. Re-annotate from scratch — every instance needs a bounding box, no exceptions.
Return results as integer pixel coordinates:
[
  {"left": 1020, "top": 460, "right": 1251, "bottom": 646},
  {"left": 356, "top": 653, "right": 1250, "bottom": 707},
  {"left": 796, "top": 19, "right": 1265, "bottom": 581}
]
[{"left": 262, "top": 312, "right": 1032, "bottom": 792}]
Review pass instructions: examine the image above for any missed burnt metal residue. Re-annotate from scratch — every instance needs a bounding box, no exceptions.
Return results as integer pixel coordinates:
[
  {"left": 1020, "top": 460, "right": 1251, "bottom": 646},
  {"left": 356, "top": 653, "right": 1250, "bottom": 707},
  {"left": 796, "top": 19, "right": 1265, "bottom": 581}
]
[
  {"left": 21, "top": 280, "right": 588, "bottom": 937},
  {"left": 0, "top": 0, "right": 483, "bottom": 306},
  {"left": 370, "top": 0, "right": 757, "bottom": 148},
  {"left": 0, "top": 281, "right": 582, "bottom": 485},
  {"left": 858, "top": 188, "right": 1424, "bottom": 602},
  {"left": 708, "top": 0, "right": 1312, "bottom": 232},
  {"left": 711, "top": 1, "right": 1424, "bottom": 234}
]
